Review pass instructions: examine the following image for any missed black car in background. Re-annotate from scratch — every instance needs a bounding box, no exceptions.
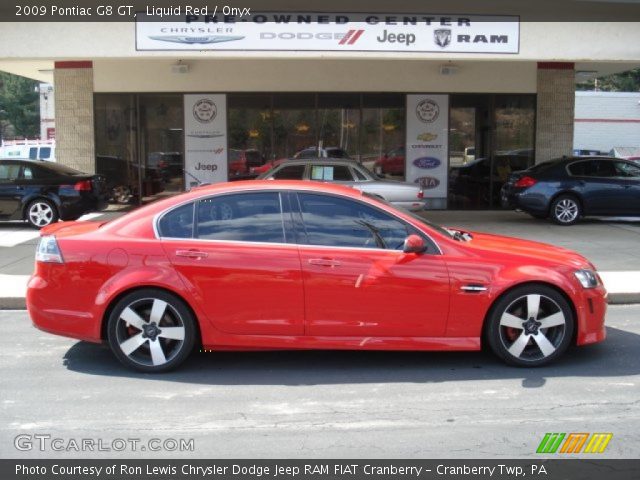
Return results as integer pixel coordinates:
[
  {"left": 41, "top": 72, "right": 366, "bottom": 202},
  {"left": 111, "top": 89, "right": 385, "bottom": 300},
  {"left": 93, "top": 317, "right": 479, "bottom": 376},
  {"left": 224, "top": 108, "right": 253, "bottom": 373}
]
[
  {"left": 501, "top": 156, "right": 640, "bottom": 225},
  {"left": 0, "top": 159, "right": 108, "bottom": 228}
]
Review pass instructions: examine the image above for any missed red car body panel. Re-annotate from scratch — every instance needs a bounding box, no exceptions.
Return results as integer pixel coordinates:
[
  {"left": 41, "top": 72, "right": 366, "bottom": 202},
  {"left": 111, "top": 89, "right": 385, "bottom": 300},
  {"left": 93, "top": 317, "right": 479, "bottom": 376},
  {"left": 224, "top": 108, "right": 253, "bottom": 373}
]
[{"left": 27, "top": 181, "right": 607, "bottom": 353}]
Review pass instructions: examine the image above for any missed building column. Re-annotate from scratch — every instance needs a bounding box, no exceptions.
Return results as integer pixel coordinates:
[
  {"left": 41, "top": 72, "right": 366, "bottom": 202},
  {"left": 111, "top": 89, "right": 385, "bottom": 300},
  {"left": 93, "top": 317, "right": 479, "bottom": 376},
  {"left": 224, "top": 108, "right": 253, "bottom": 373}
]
[
  {"left": 53, "top": 61, "right": 95, "bottom": 173},
  {"left": 535, "top": 62, "right": 575, "bottom": 163}
]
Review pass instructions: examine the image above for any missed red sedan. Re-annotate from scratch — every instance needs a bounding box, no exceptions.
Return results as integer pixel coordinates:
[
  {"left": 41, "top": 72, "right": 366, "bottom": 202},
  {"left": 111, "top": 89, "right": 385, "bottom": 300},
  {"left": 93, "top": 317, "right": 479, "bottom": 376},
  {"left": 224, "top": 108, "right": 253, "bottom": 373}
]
[{"left": 27, "top": 181, "right": 607, "bottom": 372}]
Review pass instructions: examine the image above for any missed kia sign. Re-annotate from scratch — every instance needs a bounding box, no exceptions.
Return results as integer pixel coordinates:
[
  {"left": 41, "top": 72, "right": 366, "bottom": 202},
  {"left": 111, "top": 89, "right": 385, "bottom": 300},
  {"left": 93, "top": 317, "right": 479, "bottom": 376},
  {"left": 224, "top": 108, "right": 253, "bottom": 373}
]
[
  {"left": 406, "top": 94, "right": 449, "bottom": 201},
  {"left": 184, "top": 94, "right": 228, "bottom": 189},
  {"left": 136, "top": 12, "right": 519, "bottom": 53}
]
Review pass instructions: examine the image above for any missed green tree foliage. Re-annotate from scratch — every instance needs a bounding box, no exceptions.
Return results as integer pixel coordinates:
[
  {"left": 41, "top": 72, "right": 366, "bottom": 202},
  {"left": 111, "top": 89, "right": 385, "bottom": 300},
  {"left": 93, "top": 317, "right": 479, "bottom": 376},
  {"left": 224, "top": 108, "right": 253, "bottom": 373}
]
[
  {"left": 576, "top": 68, "right": 640, "bottom": 92},
  {"left": 0, "top": 72, "right": 40, "bottom": 139}
]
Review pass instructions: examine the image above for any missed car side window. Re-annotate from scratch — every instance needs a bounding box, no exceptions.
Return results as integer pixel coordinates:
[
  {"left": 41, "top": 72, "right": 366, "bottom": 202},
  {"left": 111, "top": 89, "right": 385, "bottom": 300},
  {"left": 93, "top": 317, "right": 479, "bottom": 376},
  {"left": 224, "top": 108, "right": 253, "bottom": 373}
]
[
  {"left": 297, "top": 193, "right": 412, "bottom": 250},
  {"left": 310, "top": 165, "right": 354, "bottom": 181},
  {"left": 158, "top": 202, "right": 195, "bottom": 239},
  {"left": 614, "top": 161, "right": 640, "bottom": 178},
  {"left": 0, "top": 163, "right": 21, "bottom": 181},
  {"left": 568, "top": 160, "right": 595, "bottom": 177},
  {"left": 196, "top": 192, "right": 285, "bottom": 243},
  {"left": 272, "top": 165, "right": 306, "bottom": 180},
  {"left": 352, "top": 167, "right": 367, "bottom": 181}
]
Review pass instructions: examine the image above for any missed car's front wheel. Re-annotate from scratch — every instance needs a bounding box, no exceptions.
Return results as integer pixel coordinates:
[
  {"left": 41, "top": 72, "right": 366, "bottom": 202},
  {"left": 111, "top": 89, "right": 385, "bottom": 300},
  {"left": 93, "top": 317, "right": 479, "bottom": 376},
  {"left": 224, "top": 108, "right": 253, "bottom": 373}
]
[
  {"left": 550, "top": 194, "right": 581, "bottom": 225},
  {"left": 107, "top": 289, "right": 197, "bottom": 372},
  {"left": 25, "top": 199, "right": 59, "bottom": 229},
  {"left": 486, "top": 285, "right": 574, "bottom": 367}
]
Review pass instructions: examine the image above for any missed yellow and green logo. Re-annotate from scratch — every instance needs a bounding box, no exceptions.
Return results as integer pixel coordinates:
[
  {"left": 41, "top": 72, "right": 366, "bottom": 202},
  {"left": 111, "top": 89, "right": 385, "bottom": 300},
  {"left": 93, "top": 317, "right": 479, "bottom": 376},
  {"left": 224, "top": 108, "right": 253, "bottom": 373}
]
[{"left": 537, "top": 433, "right": 612, "bottom": 454}]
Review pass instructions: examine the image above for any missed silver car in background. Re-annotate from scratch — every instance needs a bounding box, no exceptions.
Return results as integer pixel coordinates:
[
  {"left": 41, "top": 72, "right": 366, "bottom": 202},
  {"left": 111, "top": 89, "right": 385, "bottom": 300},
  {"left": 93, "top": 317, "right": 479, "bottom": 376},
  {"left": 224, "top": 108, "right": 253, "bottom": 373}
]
[{"left": 257, "top": 159, "right": 426, "bottom": 211}]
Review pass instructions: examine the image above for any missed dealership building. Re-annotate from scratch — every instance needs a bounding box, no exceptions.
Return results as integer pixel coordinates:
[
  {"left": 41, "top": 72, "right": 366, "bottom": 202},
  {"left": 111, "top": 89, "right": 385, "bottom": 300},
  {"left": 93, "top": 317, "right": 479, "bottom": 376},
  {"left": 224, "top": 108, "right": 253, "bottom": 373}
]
[{"left": 1, "top": 1, "right": 639, "bottom": 208}]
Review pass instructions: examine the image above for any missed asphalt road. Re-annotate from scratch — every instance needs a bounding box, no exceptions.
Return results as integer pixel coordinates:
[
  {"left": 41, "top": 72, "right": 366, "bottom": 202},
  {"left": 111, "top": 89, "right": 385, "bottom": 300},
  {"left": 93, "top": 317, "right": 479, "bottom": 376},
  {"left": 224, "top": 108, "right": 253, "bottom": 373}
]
[{"left": 1, "top": 307, "right": 638, "bottom": 459}]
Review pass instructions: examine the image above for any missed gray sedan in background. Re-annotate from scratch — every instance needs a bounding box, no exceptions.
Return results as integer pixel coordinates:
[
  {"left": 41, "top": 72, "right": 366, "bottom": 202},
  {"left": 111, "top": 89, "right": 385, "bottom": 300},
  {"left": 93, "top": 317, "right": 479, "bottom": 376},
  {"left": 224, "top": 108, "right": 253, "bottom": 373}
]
[{"left": 257, "top": 159, "right": 427, "bottom": 211}]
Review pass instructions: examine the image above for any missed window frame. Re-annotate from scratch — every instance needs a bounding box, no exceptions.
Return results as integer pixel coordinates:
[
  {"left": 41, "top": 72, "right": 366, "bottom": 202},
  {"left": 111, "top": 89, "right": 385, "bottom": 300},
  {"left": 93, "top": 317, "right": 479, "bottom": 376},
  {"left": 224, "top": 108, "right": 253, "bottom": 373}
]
[
  {"left": 290, "top": 191, "right": 441, "bottom": 254},
  {"left": 155, "top": 190, "right": 295, "bottom": 246}
]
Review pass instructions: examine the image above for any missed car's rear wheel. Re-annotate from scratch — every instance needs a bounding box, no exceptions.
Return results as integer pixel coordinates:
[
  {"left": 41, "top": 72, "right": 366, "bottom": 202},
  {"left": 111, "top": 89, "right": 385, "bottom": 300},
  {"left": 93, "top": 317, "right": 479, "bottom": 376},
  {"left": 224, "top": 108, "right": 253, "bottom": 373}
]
[
  {"left": 550, "top": 194, "right": 581, "bottom": 225},
  {"left": 25, "top": 199, "right": 58, "bottom": 229},
  {"left": 107, "top": 289, "right": 196, "bottom": 372},
  {"left": 486, "top": 285, "right": 574, "bottom": 367}
]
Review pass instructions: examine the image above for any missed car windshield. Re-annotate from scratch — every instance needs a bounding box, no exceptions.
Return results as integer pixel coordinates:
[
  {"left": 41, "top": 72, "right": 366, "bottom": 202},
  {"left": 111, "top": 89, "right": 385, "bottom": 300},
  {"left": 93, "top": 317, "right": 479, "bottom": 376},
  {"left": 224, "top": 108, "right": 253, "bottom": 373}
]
[{"left": 362, "top": 192, "right": 455, "bottom": 239}]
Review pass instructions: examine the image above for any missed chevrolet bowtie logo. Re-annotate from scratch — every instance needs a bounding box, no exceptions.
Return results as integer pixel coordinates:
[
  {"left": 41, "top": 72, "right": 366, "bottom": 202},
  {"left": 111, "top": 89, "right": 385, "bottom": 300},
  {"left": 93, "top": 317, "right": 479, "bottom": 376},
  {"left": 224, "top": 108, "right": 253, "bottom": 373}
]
[{"left": 149, "top": 35, "right": 245, "bottom": 44}]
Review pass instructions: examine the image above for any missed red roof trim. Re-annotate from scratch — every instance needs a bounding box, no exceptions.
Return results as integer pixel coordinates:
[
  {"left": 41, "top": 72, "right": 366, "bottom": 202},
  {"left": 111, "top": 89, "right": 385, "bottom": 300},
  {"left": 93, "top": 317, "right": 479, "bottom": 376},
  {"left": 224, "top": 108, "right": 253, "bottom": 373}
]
[
  {"left": 537, "top": 62, "right": 574, "bottom": 70},
  {"left": 54, "top": 61, "right": 93, "bottom": 69}
]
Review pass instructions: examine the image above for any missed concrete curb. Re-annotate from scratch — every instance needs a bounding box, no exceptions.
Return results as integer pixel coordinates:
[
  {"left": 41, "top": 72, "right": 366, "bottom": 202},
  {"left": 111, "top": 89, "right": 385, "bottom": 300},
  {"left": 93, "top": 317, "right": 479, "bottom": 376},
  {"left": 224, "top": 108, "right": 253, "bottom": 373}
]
[
  {"left": 0, "top": 298, "right": 26, "bottom": 310},
  {"left": 1, "top": 293, "right": 638, "bottom": 311}
]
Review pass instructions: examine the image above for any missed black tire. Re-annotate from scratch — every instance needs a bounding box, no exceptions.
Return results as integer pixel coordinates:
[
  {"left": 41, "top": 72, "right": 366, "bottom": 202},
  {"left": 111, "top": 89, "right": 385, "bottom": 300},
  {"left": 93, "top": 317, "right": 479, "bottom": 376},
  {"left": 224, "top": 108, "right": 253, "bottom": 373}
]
[
  {"left": 486, "top": 284, "right": 574, "bottom": 367},
  {"left": 107, "top": 289, "right": 196, "bottom": 373},
  {"left": 550, "top": 194, "right": 582, "bottom": 226},
  {"left": 25, "top": 198, "right": 59, "bottom": 229}
]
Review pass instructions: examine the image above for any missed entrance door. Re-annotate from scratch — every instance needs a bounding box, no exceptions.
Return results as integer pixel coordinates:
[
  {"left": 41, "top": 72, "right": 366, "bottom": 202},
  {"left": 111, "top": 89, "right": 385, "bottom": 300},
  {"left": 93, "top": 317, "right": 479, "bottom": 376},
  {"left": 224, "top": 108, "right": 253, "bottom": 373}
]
[{"left": 449, "top": 95, "right": 536, "bottom": 209}]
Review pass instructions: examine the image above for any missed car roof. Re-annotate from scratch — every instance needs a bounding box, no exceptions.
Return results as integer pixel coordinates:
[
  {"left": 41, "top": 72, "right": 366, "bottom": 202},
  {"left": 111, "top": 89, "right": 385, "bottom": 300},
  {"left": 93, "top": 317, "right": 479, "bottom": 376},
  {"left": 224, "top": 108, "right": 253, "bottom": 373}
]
[
  {"left": 102, "top": 180, "right": 367, "bottom": 235},
  {"left": 277, "top": 158, "right": 361, "bottom": 166}
]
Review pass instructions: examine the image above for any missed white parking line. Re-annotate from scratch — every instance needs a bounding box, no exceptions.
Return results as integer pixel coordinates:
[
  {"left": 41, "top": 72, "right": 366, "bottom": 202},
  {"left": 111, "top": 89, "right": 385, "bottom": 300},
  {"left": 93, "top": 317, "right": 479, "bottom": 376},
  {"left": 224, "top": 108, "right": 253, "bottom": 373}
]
[
  {"left": 0, "top": 213, "right": 104, "bottom": 248},
  {"left": 0, "top": 274, "right": 30, "bottom": 298}
]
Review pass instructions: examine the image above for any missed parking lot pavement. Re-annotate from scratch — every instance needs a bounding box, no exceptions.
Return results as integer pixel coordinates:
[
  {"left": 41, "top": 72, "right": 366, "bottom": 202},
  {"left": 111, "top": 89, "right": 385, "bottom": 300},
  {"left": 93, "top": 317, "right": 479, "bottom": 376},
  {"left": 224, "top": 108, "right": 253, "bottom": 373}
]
[
  {"left": 1, "top": 306, "right": 638, "bottom": 458},
  {"left": 1, "top": 209, "right": 640, "bottom": 307}
]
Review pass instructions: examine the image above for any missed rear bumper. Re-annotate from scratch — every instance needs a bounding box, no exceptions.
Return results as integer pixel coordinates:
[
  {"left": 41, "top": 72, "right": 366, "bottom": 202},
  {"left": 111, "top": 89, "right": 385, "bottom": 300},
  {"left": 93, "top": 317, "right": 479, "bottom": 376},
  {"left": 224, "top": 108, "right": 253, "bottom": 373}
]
[
  {"left": 501, "top": 188, "right": 550, "bottom": 215},
  {"left": 27, "top": 274, "right": 102, "bottom": 343},
  {"left": 59, "top": 195, "right": 107, "bottom": 220}
]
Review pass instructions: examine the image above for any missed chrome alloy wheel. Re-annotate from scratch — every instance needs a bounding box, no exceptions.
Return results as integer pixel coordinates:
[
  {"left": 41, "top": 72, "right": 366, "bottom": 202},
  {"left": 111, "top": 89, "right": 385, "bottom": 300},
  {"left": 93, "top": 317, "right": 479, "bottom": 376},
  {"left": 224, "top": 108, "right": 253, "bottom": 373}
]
[
  {"left": 498, "top": 294, "right": 567, "bottom": 363},
  {"left": 553, "top": 198, "right": 579, "bottom": 224},
  {"left": 28, "top": 201, "right": 54, "bottom": 227},
  {"left": 115, "top": 297, "right": 186, "bottom": 367}
]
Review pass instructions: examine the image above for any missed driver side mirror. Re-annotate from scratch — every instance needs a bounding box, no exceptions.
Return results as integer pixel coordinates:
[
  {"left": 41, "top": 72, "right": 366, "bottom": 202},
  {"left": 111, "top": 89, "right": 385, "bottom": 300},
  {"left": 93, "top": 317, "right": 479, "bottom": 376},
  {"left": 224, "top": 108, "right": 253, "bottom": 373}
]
[{"left": 403, "top": 234, "right": 426, "bottom": 254}]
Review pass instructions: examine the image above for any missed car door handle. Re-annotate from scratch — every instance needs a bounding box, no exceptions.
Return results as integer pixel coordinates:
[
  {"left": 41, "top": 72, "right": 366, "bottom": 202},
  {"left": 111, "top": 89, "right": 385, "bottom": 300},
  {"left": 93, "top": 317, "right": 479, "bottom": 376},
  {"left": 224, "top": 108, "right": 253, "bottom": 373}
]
[
  {"left": 308, "top": 258, "right": 341, "bottom": 267},
  {"left": 175, "top": 249, "right": 208, "bottom": 259}
]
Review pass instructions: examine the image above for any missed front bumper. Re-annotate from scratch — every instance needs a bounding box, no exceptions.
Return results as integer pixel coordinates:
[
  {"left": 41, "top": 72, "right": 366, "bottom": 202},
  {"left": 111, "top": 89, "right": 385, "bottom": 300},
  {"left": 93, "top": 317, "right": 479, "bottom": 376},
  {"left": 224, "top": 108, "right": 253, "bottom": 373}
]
[{"left": 576, "top": 284, "right": 607, "bottom": 346}]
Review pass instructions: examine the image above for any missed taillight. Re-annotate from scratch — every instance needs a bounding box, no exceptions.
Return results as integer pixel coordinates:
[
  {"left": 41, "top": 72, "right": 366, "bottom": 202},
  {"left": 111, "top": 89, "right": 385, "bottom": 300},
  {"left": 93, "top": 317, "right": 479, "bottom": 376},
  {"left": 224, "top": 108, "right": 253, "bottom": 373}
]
[
  {"left": 417, "top": 190, "right": 424, "bottom": 199},
  {"left": 36, "top": 236, "right": 64, "bottom": 263},
  {"left": 74, "top": 180, "right": 92, "bottom": 191},
  {"left": 514, "top": 176, "right": 537, "bottom": 188}
]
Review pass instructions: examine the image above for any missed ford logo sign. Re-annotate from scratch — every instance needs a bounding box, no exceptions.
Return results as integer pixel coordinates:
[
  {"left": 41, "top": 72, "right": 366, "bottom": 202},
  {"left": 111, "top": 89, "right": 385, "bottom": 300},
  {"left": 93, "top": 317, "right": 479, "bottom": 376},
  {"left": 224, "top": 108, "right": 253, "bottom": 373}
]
[
  {"left": 413, "top": 157, "right": 441, "bottom": 169},
  {"left": 415, "top": 176, "right": 440, "bottom": 189}
]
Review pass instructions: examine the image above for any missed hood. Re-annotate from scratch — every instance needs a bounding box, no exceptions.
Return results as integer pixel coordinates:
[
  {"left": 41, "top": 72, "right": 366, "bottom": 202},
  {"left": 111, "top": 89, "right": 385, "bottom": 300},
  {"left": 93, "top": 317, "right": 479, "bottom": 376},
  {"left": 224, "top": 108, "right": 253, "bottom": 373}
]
[{"left": 462, "top": 231, "right": 592, "bottom": 269}]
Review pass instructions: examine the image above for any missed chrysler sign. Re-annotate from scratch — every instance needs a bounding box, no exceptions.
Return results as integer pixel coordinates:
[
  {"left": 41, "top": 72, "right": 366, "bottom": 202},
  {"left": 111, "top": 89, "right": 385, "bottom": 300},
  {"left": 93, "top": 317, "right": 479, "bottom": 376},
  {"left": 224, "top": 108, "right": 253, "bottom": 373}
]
[{"left": 136, "top": 12, "right": 519, "bottom": 53}]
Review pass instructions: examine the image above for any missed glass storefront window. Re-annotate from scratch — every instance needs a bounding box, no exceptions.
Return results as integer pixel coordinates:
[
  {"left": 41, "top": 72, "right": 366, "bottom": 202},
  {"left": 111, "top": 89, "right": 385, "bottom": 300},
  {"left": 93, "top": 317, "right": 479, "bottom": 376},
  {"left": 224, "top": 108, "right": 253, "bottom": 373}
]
[
  {"left": 227, "top": 94, "right": 271, "bottom": 179},
  {"left": 317, "top": 93, "right": 360, "bottom": 160},
  {"left": 94, "top": 94, "right": 138, "bottom": 204},
  {"left": 272, "top": 94, "right": 317, "bottom": 161},
  {"left": 362, "top": 94, "right": 406, "bottom": 179},
  {"left": 138, "top": 95, "right": 184, "bottom": 203}
]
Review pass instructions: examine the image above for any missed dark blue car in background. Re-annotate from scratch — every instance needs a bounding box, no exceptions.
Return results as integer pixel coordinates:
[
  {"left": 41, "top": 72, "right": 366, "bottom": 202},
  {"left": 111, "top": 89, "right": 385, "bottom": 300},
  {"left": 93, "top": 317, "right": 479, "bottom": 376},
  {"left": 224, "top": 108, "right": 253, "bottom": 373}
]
[{"left": 502, "top": 156, "right": 640, "bottom": 225}]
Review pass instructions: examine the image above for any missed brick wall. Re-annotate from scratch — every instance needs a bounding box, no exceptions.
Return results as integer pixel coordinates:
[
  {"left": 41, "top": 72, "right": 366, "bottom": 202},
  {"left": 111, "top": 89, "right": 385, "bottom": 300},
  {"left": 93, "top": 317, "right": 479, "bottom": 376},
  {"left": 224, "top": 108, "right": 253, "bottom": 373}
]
[
  {"left": 53, "top": 61, "right": 95, "bottom": 173},
  {"left": 535, "top": 63, "right": 575, "bottom": 163}
]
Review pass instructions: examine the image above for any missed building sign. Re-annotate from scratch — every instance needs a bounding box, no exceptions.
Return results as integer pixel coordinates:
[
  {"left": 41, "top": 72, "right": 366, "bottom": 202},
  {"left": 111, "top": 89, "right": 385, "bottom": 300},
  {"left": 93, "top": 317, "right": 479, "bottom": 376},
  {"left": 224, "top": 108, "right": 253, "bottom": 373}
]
[
  {"left": 406, "top": 94, "right": 449, "bottom": 201},
  {"left": 183, "top": 94, "right": 227, "bottom": 189},
  {"left": 136, "top": 12, "right": 519, "bottom": 53}
]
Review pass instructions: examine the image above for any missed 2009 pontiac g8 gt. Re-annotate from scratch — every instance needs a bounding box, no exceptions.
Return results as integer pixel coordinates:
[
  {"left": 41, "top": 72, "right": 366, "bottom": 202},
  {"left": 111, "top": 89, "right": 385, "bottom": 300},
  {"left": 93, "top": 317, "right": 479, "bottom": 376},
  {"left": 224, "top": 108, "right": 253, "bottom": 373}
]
[{"left": 28, "top": 181, "right": 607, "bottom": 372}]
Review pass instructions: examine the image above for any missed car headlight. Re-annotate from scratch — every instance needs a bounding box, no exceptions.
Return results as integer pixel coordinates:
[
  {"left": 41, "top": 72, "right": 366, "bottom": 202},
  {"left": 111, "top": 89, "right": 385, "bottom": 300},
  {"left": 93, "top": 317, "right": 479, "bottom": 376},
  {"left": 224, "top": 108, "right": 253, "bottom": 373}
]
[
  {"left": 574, "top": 269, "right": 599, "bottom": 289},
  {"left": 36, "top": 235, "right": 64, "bottom": 264}
]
